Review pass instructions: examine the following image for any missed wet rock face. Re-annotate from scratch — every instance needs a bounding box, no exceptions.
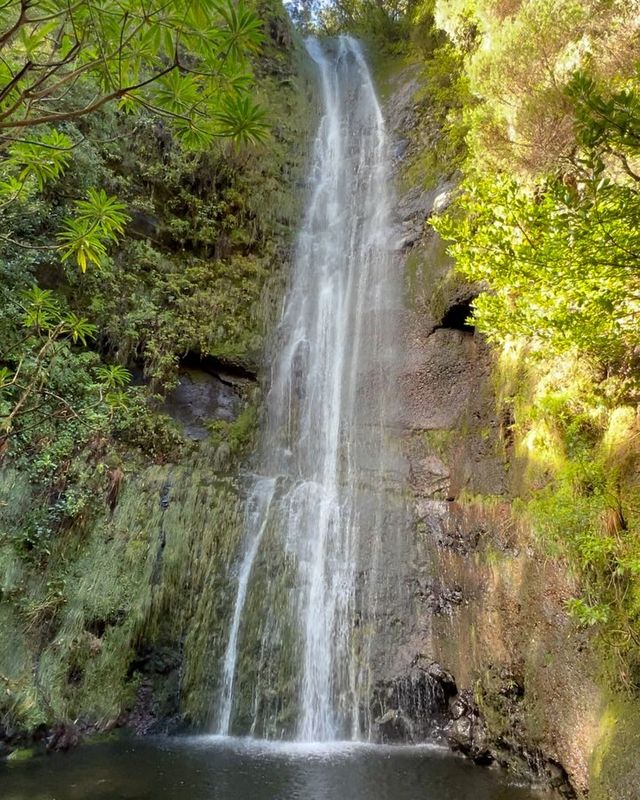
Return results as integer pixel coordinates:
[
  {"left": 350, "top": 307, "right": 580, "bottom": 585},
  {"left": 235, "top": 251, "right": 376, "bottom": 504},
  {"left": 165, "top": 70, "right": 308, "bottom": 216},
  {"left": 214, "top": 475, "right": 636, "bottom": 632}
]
[
  {"left": 371, "top": 658, "right": 575, "bottom": 796},
  {"left": 393, "top": 180, "right": 457, "bottom": 252},
  {"left": 397, "top": 325, "right": 506, "bottom": 500},
  {"left": 400, "top": 328, "right": 483, "bottom": 431},
  {"left": 416, "top": 579, "right": 465, "bottom": 615},
  {"left": 445, "top": 706, "right": 492, "bottom": 766},
  {"left": 162, "top": 361, "right": 254, "bottom": 440},
  {"left": 125, "top": 645, "right": 184, "bottom": 736},
  {"left": 371, "top": 661, "right": 458, "bottom": 743},
  {"left": 45, "top": 723, "right": 82, "bottom": 752},
  {"left": 374, "top": 62, "right": 599, "bottom": 799},
  {"left": 376, "top": 708, "right": 415, "bottom": 742},
  {"left": 441, "top": 683, "right": 577, "bottom": 798}
]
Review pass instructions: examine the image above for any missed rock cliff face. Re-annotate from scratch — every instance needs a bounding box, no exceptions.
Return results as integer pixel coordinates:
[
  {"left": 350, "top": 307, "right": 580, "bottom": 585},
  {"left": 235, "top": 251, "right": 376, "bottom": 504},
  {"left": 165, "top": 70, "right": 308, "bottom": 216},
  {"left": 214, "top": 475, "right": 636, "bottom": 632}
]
[
  {"left": 3, "top": 24, "right": 638, "bottom": 798},
  {"left": 369, "top": 62, "right": 609, "bottom": 799}
]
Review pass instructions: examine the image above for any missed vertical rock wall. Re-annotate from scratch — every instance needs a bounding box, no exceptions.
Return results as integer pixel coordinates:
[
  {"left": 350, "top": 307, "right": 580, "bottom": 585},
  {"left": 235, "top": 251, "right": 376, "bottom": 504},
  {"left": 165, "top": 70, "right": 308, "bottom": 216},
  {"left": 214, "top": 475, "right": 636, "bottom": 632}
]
[{"left": 370, "top": 60, "right": 612, "bottom": 799}]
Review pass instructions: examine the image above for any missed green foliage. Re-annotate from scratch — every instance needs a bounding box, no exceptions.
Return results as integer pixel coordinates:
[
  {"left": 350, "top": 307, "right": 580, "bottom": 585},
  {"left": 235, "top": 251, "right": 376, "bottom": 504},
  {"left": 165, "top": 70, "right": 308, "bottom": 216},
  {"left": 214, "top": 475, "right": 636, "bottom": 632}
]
[
  {"left": 435, "top": 158, "right": 640, "bottom": 365},
  {"left": 0, "top": 0, "right": 267, "bottom": 145},
  {"left": 61, "top": 313, "right": 98, "bottom": 346},
  {"left": 95, "top": 365, "right": 131, "bottom": 390},
  {"left": 433, "top": 0, "right": 638, "bottom": 174},
  {"left": 0, "top": 0, "right": 312, "bottom": 741},
  {"left": 112, "top": 388, "right": 186, "bottom": 461},
  {"left": 500, "top": 353, "right": 640, "bottom": 685},
  {"left": 0, "top": 0, "right": 269, "bottom": 281},
  {"left": 294, "top": 0, "right": 416, "bottom": 40},
  {"left": 216, "top": 95, "right": 269, "bottom": 146},
  {"left": 207, "top": 404, "right": 258, "bottom": 457},
  {"left": 568, "top": 70, "right": 640, "bottom": 177},
  {"left": 0, "top": 285, "right": 101, "bottom": 434},
  {"left": 7, "top": 130, "right": 73, "bottom": 192},
  {"left": 432, "top": 52, "right": 640, "bottom": 371},
  {"left": 0, "top": 0, "right": 279, "bottom": 497},
  {"left": 0, "top": 0, "right": 308, "bottom": 455},
  {"left": 567, "top": 598, "right": 610, "bottom": 627},
  {"left": 20, "top": 286, "right": 60, "bottom": 330},
  {"left": 409, "top": 36, "right": 471, "bottom": 184},
  {"left": 57, "top": 189, "right": 130, "bottom": 272}
]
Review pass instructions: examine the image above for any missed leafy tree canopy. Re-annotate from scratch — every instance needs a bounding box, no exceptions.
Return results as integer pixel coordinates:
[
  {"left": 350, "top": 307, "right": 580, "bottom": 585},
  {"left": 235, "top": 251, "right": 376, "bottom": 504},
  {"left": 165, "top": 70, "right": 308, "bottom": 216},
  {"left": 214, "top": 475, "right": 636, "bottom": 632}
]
[
  {"left": 0, "top": 0, "right": 274, "bottom": 440},
  {"left": 435, "top": 74, "right": 640, "bottom": 372},
  {"left": 286, "top": 0, "right": 417, "bottom": 38},
  {"left": 0, "top": 0, "right": 267, "bottom": 143},
  {"left": 0, "top": 0, "right": 268, "bottom": 270}
]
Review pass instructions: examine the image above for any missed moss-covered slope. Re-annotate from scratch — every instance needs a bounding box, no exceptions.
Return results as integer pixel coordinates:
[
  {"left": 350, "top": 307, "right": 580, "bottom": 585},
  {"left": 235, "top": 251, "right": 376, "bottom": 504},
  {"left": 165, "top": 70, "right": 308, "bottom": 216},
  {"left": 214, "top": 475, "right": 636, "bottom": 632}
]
[{"left": 0, "top": 0, "right": 316, "bottom": 749}]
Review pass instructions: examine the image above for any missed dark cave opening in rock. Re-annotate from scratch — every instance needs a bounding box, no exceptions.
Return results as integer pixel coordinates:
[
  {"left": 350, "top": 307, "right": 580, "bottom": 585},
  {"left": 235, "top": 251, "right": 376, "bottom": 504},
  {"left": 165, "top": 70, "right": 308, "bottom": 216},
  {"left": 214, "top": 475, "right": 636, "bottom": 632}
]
[
  {"left": 437, "top": 301, "right": 476, "bottom": 334},
  {"left": 179, "top": 352, "right": 258, "bottom": 384}
]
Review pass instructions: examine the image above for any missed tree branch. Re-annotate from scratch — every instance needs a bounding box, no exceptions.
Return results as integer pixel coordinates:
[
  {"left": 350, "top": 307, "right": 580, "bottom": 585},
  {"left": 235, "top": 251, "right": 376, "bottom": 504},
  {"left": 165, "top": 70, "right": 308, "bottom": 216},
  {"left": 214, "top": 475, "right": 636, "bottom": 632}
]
[
  {"left": 0, "top": 60, "right": 32, "bottom": 105},
  {"left": 0, "top": 0, "right": 30, "bottom": 50},
  {"left": 0, "top": 61, "right": 179, "bottom": 129}
]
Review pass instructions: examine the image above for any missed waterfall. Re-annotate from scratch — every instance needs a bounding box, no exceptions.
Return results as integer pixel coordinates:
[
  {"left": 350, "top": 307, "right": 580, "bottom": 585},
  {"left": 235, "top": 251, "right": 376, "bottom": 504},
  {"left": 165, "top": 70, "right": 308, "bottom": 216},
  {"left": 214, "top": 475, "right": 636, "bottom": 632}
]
[
  {"left": 218, "top": 477, "right": 276, "bottom": 735},
  {"left": 216, "top": 35, "right": 406, "bottom": 742}
]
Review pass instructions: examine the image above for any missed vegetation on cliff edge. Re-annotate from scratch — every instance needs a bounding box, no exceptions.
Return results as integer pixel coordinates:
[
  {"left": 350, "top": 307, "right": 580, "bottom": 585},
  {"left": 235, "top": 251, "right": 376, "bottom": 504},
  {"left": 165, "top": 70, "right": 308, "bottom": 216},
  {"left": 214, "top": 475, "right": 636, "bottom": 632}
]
[
  {"left": 0, "top": 0, "right": 313, "bottom": 741},
  {"left": 312, "top": 0, "right": 640, "bottom": 695}
]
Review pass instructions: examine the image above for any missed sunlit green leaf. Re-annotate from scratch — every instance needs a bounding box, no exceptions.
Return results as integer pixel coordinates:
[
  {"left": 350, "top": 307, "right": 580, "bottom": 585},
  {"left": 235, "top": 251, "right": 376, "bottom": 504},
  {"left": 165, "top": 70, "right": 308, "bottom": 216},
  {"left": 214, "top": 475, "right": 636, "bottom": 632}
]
[
  {"left": 61, "top": 312, "right": 97, "bottom": 345},
  {"left": 95, "top": 364, "right": 132, "bottom": 389}
]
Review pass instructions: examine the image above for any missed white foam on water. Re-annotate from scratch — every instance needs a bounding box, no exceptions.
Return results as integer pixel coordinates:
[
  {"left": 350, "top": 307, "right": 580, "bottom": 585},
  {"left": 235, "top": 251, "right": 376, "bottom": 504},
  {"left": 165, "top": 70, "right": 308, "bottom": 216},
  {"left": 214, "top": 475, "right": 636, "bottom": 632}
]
[{"left": 180, "top": 735, "right": 448, "bottom": 760}]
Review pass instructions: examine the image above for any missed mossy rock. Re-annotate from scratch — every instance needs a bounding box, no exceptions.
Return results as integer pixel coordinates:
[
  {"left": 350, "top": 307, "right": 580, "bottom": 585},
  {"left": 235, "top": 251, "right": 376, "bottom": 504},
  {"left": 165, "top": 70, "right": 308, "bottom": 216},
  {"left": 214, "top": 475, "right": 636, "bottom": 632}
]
[
  {"left": 590, "top": 699, "right": 640, "bottom": 800},
  {"left": 6, "top": 747, "right": 35, "bottom": 763}
]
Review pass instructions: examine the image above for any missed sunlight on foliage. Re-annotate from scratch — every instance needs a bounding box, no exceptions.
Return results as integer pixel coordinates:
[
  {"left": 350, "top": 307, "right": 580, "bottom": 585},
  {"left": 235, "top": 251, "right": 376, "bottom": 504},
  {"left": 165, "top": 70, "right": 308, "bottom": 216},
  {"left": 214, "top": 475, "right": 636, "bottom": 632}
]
[
  {"left": 0, "top": 0, "right": 266, "bottom": 146},
  {"left": 57, "top": 189, "right": 130, "bottom": 271},
  {"left": 0, "top": 0, "right": 270, "bottom": 275},
  {"left": 95, "top": 365, "right": 132, "bottom": 390}
]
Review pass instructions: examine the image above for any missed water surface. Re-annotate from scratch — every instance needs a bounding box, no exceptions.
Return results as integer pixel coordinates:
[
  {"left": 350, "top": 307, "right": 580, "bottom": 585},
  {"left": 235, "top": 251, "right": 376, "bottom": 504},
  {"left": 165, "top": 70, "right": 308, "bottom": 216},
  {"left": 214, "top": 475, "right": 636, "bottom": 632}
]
[{"left": 1, "top": 736, "right": 549, "bottom": 800}]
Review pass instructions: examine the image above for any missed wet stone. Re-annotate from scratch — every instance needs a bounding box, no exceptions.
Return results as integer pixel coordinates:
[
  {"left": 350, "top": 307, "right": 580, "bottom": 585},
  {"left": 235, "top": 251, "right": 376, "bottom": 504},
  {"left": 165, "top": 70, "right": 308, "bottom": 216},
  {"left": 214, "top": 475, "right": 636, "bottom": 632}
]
[{"left": 162, "top": 367, "right": 245, "bottom": 440}]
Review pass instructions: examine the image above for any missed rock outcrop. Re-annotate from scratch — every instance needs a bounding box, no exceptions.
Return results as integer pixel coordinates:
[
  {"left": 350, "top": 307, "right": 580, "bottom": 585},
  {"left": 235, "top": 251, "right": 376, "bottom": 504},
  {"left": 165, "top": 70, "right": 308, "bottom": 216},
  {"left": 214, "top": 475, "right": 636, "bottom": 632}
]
[{"left": 371, "top": 59, "right": 607, "bottom": 798}]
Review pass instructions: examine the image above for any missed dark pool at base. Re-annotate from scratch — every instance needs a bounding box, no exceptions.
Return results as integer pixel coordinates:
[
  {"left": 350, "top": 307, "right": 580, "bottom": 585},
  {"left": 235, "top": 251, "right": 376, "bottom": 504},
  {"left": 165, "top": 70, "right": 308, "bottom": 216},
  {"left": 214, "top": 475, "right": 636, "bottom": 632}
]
[{"left": 0, "top": 736, "right": 551, "bottom": 800}]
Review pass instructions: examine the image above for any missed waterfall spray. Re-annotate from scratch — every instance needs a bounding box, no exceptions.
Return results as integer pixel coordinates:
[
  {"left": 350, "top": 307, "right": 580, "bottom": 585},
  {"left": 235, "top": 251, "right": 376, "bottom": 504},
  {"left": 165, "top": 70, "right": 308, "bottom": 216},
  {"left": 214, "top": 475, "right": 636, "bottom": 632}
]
[{"left": 216, "top": 35, "right": 405, "bottom": 742}]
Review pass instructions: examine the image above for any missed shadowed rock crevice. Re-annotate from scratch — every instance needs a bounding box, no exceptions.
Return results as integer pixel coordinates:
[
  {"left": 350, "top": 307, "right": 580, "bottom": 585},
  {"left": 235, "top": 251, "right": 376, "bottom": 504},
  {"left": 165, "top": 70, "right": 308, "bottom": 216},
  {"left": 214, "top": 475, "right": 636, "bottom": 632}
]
[
  {"left": 161, "top": 355, "right": 257, "bottom": 440},
  {"left": 434, "top": 299, "right": 475, "bottom": 334},
  {"left": 179, "top": 353, "right": 258, "bottom": 384}
]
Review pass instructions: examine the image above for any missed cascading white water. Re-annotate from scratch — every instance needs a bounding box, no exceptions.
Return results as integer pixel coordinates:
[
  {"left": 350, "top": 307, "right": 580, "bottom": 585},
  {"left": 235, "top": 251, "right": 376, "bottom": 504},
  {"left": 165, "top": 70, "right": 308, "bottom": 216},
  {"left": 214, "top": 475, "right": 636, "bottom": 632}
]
[
  {"left": 216, "top": 35, "right": 405, "bottom": 742},
  {"left": 218, "top": 478, "right": 276, "bottom": 735}
]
